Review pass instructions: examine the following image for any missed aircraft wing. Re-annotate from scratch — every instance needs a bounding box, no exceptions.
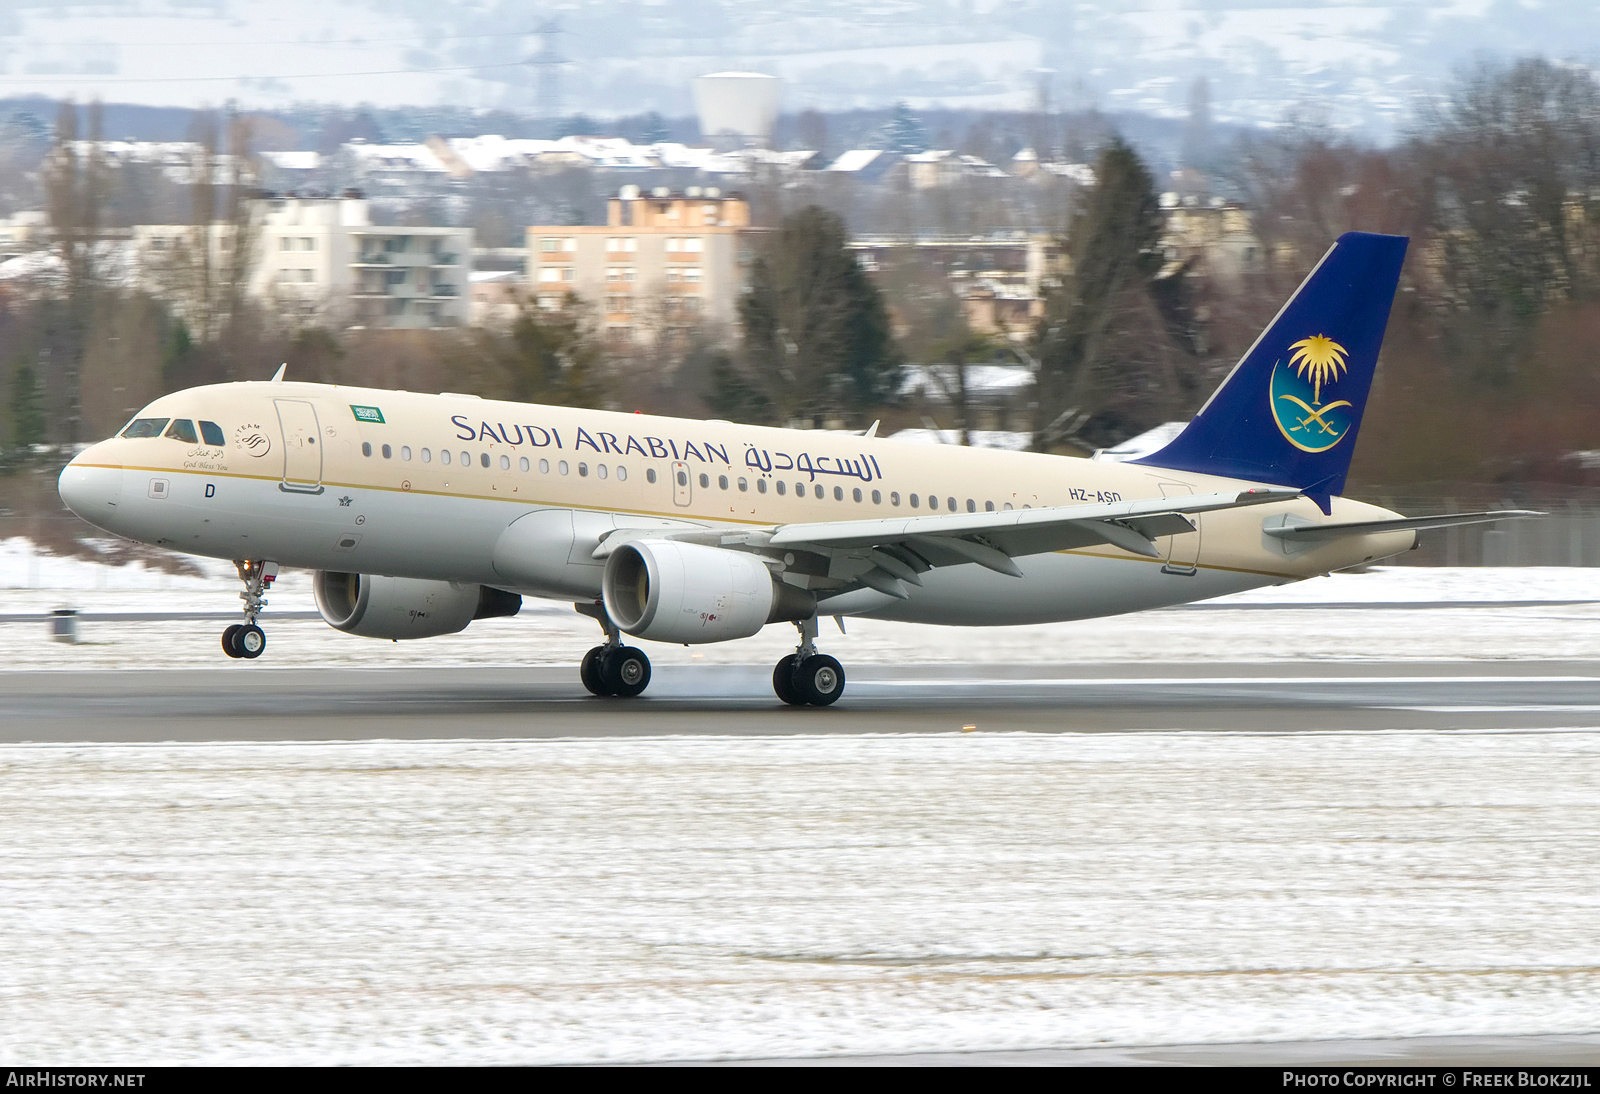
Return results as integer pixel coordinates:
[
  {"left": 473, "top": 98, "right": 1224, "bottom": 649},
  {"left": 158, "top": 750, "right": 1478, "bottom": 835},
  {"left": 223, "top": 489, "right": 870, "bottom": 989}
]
[
  {"left": 1263, "top": 510, "right": 1543, "bottom": 543},
  {"left": 764, "top": 487, "right": 1299, "bottom": 586}
]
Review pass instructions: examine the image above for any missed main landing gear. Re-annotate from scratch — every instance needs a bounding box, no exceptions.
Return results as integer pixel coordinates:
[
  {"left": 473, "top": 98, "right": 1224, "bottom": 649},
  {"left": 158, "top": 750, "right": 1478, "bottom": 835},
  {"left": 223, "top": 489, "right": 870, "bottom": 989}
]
[
  {"left": 221, "top": 559, "right": 277, "bottom": 660},
  {"left": 773, "top": 616, "right": 845, "bottom": 707},
  {"left": 575, "top": 601, "right": 651, "bottom": 698}
]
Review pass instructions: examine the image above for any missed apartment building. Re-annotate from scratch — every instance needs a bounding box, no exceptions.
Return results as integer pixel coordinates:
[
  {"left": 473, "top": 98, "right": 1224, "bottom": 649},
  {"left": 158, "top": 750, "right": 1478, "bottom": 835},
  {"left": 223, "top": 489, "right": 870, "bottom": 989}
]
[
  {"left": 251, "top": 194, "right": 471, "bottom": 329},
  {"left": 524, "top": 186, "right": 758, "bottom": 341}
]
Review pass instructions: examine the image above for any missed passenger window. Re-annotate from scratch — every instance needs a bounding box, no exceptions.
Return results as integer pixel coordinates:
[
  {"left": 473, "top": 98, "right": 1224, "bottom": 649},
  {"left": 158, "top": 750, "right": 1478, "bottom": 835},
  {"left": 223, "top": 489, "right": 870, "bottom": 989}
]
[
  {"left": 519, "top": 456, "right": 529, "bottom": 471},
  {"left": 165, "top": 419, "right": 198, "bottom": 444},
  {"left": 199, "top": 420, "right": 225, "bottom": 446},
  {"left": 616, "top": 466, "right": 627, "bottom": 482},
  {"left": 718, "top": 474, "right": 729, "bottom": 490},
  {"left": 927, "top": 495, "right": 938, "bottom": 510},
  {"left": 699, "top": 473, "right": 710, "bottom": 488},
  {"left": 966, "top": 499, "right": 975, "bottom": 512},
  {"left": 776, "top": 481, "right": 786, "bottom": 496},
  {"left": 579, "top": 462, "right": 589, "bottom": 477},
  {"left": 676, "top": 470, "right": 687, "bottom": 486},
  {"left": 598, "top": 464, "right": 608, "bottom": 479},
  {"left": 910, "top": 494, "right": 919, "bottom": 508},
  {"left": 540, "top": 458, "right": 550, "bottom": 473},
  {"left": 480, "top": 452, "right": 490, "bottom": 468},
  {"left": 852, "top": 487, "right": 862, "bottom": 502},
  {"left": 500, "top": 454, "right": 510, "bottom": 470},
  {"left": 362, "top": 442, "right": 372, "bottom": 457},
  {"left": 872, "top": 490, "right": 881, "bottom": 504},
  {"left": 948, "top": 497, "right": 957, "bottom": 511},
  {"left": 647, "top": 468, "right": 657, "bottom": 484},
  {"left": 757, "top": 479, "right": 767, "bottom": 494},
  {"left": 559, "top": 460, "right": 569, "bottom": 475},
  {"left": 460, "top": 451, "right": 470, "bottom": 465},
  {"left": 402, "top": 446, "right": 412, "bottom": 461},
  {"left": 440, "top": 450, "right": 451, "bottom": 465},
  {"left": 1003, "top": 502, "right": 1013, "bottom": 511},
  {"left": 737, "top": 477, "right": 747, "bottom": 492},
  {"left": 796, "top": 482, "right": 807, "bottom": 497},
  {"left": 985, "top": 501, "right": 994, "bottom": 512},
  {"left": 833, "top": 486, "right": 843, "bottom": 501},
  {"left": 121, "top": 418, "right": 170, "bottom": 439},
  {"left": 422, "top": 448, "right": 432, "bottom": 463},
  {"left": 382, "top": 444, "right": 392, "bottom": 459},
  {"left": 890, "top": 492, "right": 900, "bottom": 506}
]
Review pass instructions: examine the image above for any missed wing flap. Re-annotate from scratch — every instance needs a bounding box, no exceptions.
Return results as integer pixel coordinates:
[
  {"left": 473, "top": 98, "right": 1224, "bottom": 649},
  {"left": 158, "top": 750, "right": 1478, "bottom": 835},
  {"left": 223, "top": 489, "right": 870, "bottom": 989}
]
[{"left": 769, "top": 487, "right": 1296, "bottom": 553}]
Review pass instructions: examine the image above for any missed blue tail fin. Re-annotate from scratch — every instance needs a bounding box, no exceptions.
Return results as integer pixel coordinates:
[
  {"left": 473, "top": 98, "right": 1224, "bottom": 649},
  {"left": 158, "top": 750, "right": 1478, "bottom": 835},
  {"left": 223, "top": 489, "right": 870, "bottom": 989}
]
[{"left": 1132, "top": 231, "right": 1408, "bottom": 512}]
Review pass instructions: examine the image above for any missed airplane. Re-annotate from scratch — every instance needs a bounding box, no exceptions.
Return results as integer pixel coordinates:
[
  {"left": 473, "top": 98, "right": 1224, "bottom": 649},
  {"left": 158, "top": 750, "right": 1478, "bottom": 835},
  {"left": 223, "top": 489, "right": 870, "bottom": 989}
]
[{"left": 58, "top": 231, "right": 1536, "bottom": 705}]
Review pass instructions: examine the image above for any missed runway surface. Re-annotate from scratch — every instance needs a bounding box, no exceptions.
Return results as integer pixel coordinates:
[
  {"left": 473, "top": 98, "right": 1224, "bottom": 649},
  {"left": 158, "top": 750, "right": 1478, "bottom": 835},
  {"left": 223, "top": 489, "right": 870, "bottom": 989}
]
[{"left": 5, "top": 659, "right": 1600, "bottom": 742}]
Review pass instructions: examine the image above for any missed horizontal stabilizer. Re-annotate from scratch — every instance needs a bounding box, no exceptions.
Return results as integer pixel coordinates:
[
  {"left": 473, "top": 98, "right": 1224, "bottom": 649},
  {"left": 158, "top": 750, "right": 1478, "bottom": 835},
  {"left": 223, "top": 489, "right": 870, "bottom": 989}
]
[{"left": 1263, "top": 510, "right": 1543, "bottom": 542}]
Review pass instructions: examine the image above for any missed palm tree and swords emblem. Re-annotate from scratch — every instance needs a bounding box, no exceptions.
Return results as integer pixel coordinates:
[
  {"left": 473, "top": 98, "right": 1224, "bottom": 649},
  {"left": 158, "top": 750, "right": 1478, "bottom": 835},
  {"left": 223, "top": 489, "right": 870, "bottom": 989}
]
[{"left": 1270, "top": 334, "right": 1354, "bottom": 452}]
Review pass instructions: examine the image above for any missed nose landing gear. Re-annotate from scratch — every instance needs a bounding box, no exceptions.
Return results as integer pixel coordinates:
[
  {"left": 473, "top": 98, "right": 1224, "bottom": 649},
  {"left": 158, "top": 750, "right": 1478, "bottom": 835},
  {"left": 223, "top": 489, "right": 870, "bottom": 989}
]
[
  {"left": 222, "top": 560, "right": 277, "bottom": 660},
  {"left": 773, "top": 616, "right": 845, "bottom": 707},
  {"left": 574, "top": 601, "right": 651, "bottom": 698}
]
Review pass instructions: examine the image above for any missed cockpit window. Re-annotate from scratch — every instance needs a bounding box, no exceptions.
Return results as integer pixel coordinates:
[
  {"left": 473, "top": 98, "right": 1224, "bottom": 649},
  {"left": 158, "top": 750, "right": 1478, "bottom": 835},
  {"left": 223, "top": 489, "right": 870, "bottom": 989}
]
[
  {"left": 164, "top": 419, "right": 198, "bottom": 444},
  {"left": 121, "top": 418, "right": 170, "bottom": 439},
  {"left": 199, "top": 420, "right": 225, "bottom": 446}
]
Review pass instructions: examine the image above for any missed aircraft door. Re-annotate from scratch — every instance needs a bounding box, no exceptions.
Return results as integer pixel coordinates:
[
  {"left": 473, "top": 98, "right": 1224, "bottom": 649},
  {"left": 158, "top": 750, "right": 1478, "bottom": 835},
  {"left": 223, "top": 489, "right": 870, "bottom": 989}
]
[
  {"left": 671, "top": 460, "right": 692, "bottom": 506},
  {"left": 275, "top": 399, "right": 324, "bottom": 494},
  {"left": 1158, "top": 482, "right": 1200, "bottom": 575}
]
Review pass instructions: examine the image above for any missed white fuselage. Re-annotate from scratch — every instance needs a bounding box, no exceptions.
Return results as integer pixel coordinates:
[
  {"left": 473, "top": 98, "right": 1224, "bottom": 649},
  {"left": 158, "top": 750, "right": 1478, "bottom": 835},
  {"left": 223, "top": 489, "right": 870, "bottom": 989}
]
[{"left": 59, "top": 381, "right": 1415, "bottom": 632}]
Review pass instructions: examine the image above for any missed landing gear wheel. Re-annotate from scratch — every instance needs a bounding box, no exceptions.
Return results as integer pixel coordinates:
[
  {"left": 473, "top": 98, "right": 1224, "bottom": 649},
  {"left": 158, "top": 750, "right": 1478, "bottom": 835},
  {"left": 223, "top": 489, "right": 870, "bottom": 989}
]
[
  {"left": 236, "top": 624, "right": 266, "bottom": 660},
  {"left": 221, "top": 624, "right": 244, "bottom": 658},
  {"left": 772, "top": 653, "right": 804, "bottom": 706},
  {"left": 795, "top": 654, "right": 845, "bottom": 706},
  {"left": 580, "top": 646, "right": 608, "bottom": 696},
  {"left": 602, "top": 646, "right": 651, "bottom": 698}
]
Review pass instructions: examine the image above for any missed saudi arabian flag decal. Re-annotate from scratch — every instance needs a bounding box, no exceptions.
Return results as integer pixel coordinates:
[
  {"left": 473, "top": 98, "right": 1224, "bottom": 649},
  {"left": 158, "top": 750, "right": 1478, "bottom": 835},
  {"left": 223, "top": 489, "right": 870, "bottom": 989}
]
[
  {"left": 350, "top": 405, "right": 385, "bottom": 424},
  {"left": 1270, "top": 334, "right": 1353, "bottom": 453}
]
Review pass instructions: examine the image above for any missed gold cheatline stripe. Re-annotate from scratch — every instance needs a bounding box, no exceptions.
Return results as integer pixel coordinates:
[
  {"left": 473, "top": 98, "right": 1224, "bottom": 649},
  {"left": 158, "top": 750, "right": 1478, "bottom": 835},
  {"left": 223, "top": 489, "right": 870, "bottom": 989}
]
[{"left": 75, "top": 462, "right": 1307, "bottom": 582}]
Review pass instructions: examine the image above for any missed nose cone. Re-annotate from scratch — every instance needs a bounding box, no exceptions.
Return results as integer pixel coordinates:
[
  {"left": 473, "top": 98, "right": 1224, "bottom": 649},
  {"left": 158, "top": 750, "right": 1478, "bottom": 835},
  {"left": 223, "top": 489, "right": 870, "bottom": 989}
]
[{"left": 59, "top": 447, "right": 124, "bottom": 531}]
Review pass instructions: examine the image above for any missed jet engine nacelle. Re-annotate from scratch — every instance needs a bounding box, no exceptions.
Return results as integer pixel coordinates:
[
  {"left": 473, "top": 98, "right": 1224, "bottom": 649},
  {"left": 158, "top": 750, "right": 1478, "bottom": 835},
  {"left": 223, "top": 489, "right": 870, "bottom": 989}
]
[
  {"left": 313, "top": 571, "right": 522, "bottom": 640},
  {"left": 602, "top": 539, "right": 815, "bottom": 645}
]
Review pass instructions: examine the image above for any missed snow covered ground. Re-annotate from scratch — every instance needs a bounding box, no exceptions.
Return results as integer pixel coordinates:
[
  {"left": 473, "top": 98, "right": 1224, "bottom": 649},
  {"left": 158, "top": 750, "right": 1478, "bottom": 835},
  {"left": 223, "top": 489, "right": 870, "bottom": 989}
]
[
  {"left": 4, "top": 541, "right": 1600, "bottom": 1063},
  {"left": 3, "top": 730, "right": 1597, "bottom": 1064},
  {"left": 5, "top": 537, "right": 1600, "bottom": 670}
]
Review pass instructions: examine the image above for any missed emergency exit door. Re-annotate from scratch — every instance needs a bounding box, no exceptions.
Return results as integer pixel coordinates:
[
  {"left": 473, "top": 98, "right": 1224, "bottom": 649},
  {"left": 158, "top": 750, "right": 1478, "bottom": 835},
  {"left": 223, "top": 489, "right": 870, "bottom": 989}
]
[
  {"left": 275, "top": 399, "right": 324, "bottom": 494},
  {"left": 671, "top": 460, "right": 692, "bottom": 506},
  {"left": 1158, "top": 482, "right": 1200, "bottom": 574}
]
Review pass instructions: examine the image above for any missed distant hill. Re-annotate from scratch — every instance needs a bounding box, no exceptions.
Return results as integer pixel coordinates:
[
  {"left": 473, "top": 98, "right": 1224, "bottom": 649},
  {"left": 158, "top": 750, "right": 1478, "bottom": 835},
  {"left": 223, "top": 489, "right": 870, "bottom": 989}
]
[{"left": 0, "top": 0, "right": 1593, "bottom": 140}]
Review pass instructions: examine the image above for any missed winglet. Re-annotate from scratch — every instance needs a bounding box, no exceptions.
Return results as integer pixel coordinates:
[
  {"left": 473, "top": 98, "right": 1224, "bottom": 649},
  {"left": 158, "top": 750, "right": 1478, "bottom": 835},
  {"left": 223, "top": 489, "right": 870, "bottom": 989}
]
[
  {"left": 271, "top": 363, "right": 287, "bottom": 382},
  {"left": 863, "top": 420, "right": 880, "bottom": 438}
]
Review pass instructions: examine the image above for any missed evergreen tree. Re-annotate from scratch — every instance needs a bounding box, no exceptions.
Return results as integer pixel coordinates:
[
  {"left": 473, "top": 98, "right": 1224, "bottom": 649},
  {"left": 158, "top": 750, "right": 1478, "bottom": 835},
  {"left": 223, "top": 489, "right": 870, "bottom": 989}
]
[
  {"left": 733, "top": 206, "right": 902, "bottom": 424},
  {"left": 882, "top": 102, "right": 929, "bottom": 154},
  {"left": 10, "top": 364, "right": 46, "bottom": 452},
  {"left": 1034, "top": 137, "right": 1197, "bottom": 449}
]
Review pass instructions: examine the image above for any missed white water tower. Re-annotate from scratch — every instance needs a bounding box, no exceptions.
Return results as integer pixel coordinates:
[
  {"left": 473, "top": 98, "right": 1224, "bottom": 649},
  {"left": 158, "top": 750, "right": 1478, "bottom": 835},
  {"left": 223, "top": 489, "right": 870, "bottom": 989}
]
[{"left": 692, "top": 71, "right": 782, "bottom": 150}]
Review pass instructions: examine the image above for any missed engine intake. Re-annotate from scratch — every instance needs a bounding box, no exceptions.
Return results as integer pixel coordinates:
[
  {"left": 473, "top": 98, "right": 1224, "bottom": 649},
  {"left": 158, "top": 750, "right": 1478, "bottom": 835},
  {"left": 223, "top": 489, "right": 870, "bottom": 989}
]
[
  {"left": 313, "top": 571, "right": 521, "bottom": 640},
  {"left": 602, "top": 540, "right": 814, "bottom": 645}
]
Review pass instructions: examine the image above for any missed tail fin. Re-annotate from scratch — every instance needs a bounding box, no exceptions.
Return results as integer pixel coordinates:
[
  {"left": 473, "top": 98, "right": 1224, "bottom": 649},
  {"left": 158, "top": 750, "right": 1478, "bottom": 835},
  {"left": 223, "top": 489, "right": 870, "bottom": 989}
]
[{"left": 1133, "top": 231, "right": 1408, "bottom": 512}]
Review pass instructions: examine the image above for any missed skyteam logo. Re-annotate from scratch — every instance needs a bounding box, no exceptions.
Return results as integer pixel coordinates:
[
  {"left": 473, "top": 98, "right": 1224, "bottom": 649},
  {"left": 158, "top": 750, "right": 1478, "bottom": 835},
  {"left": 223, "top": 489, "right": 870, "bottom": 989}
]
[{"left": 1270, "top": 334, "right": 1354, "bottom": 453}]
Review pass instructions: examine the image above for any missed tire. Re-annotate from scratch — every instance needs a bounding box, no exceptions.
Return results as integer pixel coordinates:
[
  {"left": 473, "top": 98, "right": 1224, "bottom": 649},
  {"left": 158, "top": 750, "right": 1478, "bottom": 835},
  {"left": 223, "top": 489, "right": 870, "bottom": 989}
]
[
  {"left": 221, "top": 624, "right": 244, "bottom": 659},
  {"left": 772, "top": 654, "right": 803, "bottom": 706},
  {"left": 796, "top": 654, "right": 845, "bottom": 706},
  {"left": 603, "top": 646, "right": 651, "bottom": 698},
  {"left": 236, "top": 624, "right": 266, "bottom": 659},
  {"left": 580, "top": 646, "right": 608, "bottom": 696}
]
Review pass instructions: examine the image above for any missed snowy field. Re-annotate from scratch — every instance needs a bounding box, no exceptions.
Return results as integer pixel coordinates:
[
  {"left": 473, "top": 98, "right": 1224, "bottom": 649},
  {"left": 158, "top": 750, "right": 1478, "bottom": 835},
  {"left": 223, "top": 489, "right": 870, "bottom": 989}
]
[
  {"left": 4, "top": 540, "right": 1600, "bottom": 1063},
  {"left": 6, "top": 537, "right": 1600, "bottom": 669},
  {"left": 3, "top": 730, "right": 1598, "bottom": 1064}
]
